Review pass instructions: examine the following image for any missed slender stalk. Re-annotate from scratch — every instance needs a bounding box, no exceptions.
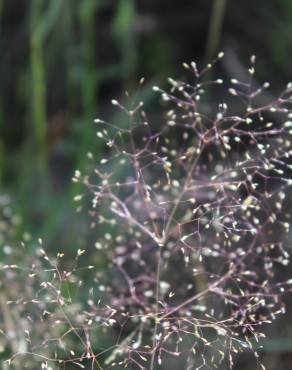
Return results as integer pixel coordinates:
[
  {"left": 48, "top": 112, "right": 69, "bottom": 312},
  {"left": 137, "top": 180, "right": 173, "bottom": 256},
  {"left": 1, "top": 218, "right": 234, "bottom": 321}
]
[
  {"left": 150, "top": 145, "right": 203, "bottom": 369},
  {"left": 164, "top": 145, "right": 202, "bottom": 239},
  {"left": 30, "top": 0, "right": 48, "bottom": 174},
  {"left": 113, "top": 0, "right": 137, "bottom": 87},
  {"left": 78, "top": 0, "right": 100, "bottom": 169},
  {"left": 80, "top": 0, "right": 98, "bottom": 119},
  {"left": 149, "top": 245, "right": 163, "bottom": 370},
  {"left": 204, "top": 0, "right": 227, "bottom": 62}
]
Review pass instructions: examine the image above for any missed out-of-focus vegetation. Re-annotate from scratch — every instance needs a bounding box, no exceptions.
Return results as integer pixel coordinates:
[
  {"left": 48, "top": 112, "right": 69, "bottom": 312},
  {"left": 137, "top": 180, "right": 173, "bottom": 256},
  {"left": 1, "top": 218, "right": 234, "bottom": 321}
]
[{"left": 0, "top": 1, "right": 292, "bottom": 369}]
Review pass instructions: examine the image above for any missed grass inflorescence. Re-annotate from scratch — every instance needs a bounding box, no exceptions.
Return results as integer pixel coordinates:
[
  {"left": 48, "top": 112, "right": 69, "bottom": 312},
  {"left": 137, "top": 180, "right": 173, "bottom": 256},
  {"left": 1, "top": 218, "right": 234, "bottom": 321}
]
[{"left": 3, "top": 54, "right": 292, "bottom": 370}]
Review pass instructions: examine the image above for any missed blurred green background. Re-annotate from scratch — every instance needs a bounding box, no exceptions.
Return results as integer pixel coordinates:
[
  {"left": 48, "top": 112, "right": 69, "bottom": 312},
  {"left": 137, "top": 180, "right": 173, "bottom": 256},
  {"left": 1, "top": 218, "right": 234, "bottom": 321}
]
[{"left": 1, "top": 0, "right": 292, "bottom": 369}]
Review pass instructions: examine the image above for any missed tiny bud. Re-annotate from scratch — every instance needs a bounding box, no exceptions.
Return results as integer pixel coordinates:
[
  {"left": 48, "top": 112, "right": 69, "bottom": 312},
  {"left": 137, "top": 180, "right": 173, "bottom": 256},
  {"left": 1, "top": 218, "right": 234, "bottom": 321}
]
[{"left": 94, "top": 118, "right": 104, "bottom": 123}]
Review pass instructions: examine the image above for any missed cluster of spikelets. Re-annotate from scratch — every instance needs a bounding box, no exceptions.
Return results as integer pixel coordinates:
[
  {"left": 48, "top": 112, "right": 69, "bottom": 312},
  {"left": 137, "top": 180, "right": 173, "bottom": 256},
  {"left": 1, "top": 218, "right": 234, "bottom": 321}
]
[{"left": 2, "top": 54, "right": 292, "bottom": 370}]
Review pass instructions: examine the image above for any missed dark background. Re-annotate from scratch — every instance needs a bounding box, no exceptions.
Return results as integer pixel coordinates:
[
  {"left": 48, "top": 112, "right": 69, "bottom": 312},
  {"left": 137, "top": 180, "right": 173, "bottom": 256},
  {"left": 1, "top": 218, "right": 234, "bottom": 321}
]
[{"left": 1, "top": 1, "right": 292, "bottom": 369}]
